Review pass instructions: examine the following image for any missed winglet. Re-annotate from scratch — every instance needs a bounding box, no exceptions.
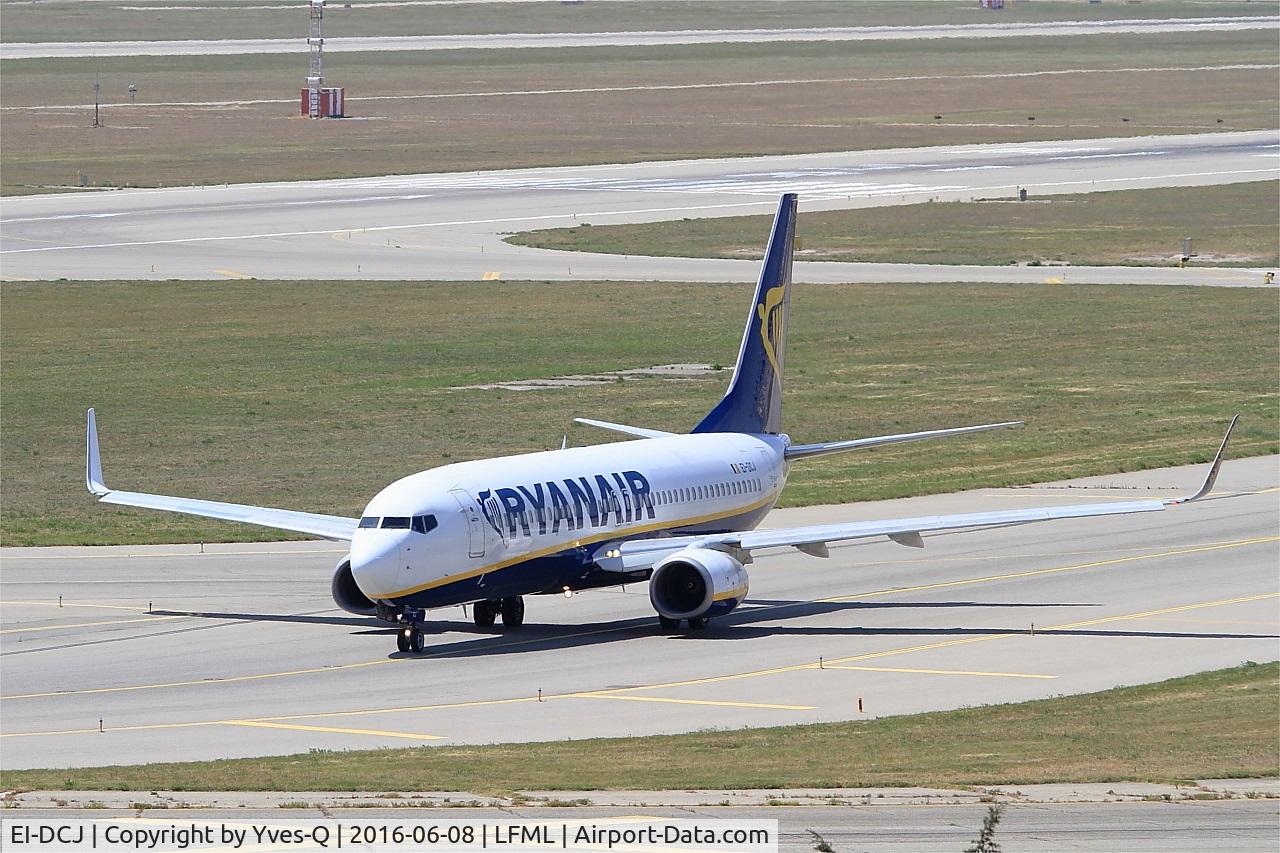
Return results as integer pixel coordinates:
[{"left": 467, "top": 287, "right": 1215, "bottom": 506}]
[
  {"left": 1168, "top": 414, "right": 1238, "bottom": 505},
  {"left": 86, "top": 408, "right": 109, "bottom": 496}
]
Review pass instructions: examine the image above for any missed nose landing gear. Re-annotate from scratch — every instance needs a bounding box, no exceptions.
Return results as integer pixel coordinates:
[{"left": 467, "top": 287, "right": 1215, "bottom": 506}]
[
  {"left": 396, "top": 626, "right": 424, "bottom": 654},
  {"left": 396, "top": 606, "right": 428, "bottom": 654}
]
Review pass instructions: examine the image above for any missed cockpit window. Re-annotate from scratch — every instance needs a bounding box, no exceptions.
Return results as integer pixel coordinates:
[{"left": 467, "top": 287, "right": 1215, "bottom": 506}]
[
  {"left": 412, "top": 514, "right": 438, "bottom": 534},
  {"left": 358, "top": 516, "right": 379, "bottom": 529},
  {"left": 380, "top": 516, "right": 411, "bottom": 529}
]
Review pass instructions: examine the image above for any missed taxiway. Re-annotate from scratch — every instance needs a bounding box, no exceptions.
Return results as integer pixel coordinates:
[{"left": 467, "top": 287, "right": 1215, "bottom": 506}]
[
  {"left": 3, "top": 17, "right": 1275, "bottom": 59},
  {"left": 1, "top": 130, "right": 1276, "bottom": 283},
  {"left": 2, "top": 455, "right": 1275, "bottom": 769}
]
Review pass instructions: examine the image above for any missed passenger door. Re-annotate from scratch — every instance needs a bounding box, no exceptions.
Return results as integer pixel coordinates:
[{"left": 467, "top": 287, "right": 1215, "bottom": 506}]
[{"left": 450, "top": 488, "right": 486, "bottom": 558}]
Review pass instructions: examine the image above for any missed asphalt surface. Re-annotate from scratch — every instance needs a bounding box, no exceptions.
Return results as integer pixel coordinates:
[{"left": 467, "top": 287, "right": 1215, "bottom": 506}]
[
  {"left": 2, "top": 131, "right": 1277, "bottom": 283},
  {"left": 2, "top": 455, "right": 1276, "bottom": 770},
  {"left": 3, "top": 17, "right": 1275, "bottom": 59},
  {"left": 3, "top": 797, "right": 1279, "bottom": 852}
]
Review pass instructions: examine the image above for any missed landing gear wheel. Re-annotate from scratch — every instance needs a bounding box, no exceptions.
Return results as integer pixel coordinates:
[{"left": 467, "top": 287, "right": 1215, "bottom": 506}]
[
  {"left": 473, "top": 600, "right": 497, "bottom": 628},
  {"left": 499, "top": 596, "right": 525, "bottom": 627},
  {"left": 657, "top": 615, "right": 680, "bottom": 632},
  {"left": 397, "top": 627, "right": 424, "bottom": 653},
  {"left": 687, "top": 615, "right": 710, "bottom": 630}
]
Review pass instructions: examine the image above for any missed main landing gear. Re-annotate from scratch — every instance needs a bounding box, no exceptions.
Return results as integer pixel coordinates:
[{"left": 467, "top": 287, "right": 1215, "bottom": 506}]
[
  {"left": 396, "top": 597, "right": 529, "bottom": 653},
  {"left": 658, "top": 614, "right": 710, "bottom": 632},
  {"left": 472, "top": 596, "right": 525, "bottom": 629}
]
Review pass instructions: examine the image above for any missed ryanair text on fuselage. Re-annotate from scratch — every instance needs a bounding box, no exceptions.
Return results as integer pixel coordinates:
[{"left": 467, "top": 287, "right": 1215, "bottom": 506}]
[{"left": 478, "top": 470, "right": 655, "bottom": 538}]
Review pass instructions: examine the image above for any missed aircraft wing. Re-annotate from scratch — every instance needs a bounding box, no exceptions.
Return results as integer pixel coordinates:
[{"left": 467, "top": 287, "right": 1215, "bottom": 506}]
[
  {"left": 596, "top": 416, "right": 1238, "bottom": 572},
  {"left": 86, "top": 409, "right": 358, "bottom": 541}
]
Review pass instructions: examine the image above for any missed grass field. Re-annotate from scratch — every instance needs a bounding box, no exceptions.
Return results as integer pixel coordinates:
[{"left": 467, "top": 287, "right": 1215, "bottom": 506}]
[
  {"left": 2, "top": 663, "right": 1274, "bottom": 791},
  {"left": 3, "top": 0, "right": 1268, "bottom": 44},
  {"left": 3, "top": 30, "right": 1276, "bottom": 194},
  {"left": 1, "top": 280, "right": 1274, "bottom": 547},
  {"left": 508, "top": 181, "right": 1280, "bottom": 267}
]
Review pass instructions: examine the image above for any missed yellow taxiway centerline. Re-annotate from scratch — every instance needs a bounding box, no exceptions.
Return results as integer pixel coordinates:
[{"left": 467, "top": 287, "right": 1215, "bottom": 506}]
[
  {"left": 0, "top": 615, "right": 183, "bottom": 635},
  {"left": 3, "top": 535, "right": 1273, "bottom": 702},
  {"left": 570, "top": 694, "right": 815, "bottom": 710},
  {"left": 3, "top": 590, "right": 1272, "bottom": 740},
  {"left": 818, "top": 536, "right": 1280, "bottom": 604},
  {"left": 819, "top": 665, "right": 1057, "bottom": 679},
  {"left": 224, "top": 720, "right": 445, "bottom": 740}
]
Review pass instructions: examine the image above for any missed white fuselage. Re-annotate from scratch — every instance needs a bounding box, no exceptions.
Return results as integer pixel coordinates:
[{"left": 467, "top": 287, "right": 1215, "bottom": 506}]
[{"left": 348, "top": 432, "right": 790, "bottom": 606}]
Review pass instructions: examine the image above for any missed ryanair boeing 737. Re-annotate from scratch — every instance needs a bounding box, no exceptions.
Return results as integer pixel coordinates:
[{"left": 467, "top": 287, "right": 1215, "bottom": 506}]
[{"left": 85, "top": 194, "right": 1237, "bottom": 653}]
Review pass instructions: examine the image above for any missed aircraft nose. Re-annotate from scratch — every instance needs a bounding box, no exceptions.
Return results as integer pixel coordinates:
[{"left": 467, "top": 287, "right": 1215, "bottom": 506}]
[{"left": 349, "top": 531, "right": 407, "bottom": 599}]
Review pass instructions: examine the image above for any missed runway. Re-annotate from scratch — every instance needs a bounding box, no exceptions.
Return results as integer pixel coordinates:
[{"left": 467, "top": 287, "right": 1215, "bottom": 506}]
[
  {"left": 2, "top": 455, "right": 1276, "bottom": 770},
  {"left": 1, "top": 130, "right": 1276, "bottom": 283},
  {"left": 4, "top": 17, "right": 1275, "bottom": 59}
]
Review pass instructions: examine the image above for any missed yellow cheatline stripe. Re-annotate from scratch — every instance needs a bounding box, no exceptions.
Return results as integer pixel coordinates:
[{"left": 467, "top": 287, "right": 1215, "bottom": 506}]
[
  {"left": 481, "top": 271, "right": 501, "bottom": 280},
  {"left": 818, "top": 536, "right": 1280, "bottom": 604},
  {"left": 820, "top": 665, "right": 1056, "bottom": 679},
  {"left": 215, "top": 268, "right": 253, "bottom": 279},
  {"left": 224, "top": 720, "right": 444, "bottom": 740},
  {"left": 570, "top": 693, "right": 814, "bottom": 710},
  {"left": 3, "top": 657, "right": 400, "bottom": 700},
  {"left": 0, "top": 615, "right": 182, "bottom": 635},
  {"left": 374, "top": 491, "right": 779, "bottom": 599},
  {"left": 3, "top": 591, "right": 1274, "bottom": 741}
]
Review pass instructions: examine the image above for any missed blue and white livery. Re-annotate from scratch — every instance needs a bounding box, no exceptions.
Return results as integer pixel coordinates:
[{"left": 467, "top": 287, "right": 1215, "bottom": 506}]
[{"left": 84, "top": 194, "right": 1238, "bottom": 653}]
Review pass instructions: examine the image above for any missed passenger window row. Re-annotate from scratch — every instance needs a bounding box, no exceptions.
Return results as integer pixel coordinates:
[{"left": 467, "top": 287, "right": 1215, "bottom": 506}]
[{"left": 653, "top": 477, "right": 761, "bottom": 507}]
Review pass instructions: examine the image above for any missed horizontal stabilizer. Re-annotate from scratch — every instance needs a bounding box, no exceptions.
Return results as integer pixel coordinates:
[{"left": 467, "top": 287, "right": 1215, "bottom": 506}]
[
  {"left": 573, "top": 418, "right": 674, "bottom": 440},
  {"left": 785, "top": 421, "right": 1021, "bottom": 461}
]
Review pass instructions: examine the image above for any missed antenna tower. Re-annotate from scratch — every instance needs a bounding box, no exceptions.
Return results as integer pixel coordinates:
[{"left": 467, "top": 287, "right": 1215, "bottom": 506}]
[{"left": 306, "top": 0, "right": 324, "bottom": 118}]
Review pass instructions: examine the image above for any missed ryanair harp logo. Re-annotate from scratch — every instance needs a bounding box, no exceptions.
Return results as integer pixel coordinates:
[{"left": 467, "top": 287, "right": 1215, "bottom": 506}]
[{"left": 757, "top": 284, "right": 787, "bottom": 381}]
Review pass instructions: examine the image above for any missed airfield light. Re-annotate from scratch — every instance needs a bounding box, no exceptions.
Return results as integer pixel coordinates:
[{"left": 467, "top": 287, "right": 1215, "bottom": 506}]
[{"left": 562, "top": 586, "right": 573, "bottom": 599}]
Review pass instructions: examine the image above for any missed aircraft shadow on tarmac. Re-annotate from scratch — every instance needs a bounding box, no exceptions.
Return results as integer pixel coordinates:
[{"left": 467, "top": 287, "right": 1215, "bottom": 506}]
[
  {"left": 150, "top": 609, "right": 382, "bottom": 628},
  {"left": 353, "top": 598, "right": 1278, "bottom": 661}
]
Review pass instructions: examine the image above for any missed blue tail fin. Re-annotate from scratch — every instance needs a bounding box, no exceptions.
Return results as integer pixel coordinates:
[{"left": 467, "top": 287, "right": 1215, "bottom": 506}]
[{"left": 692, "top": 193, "right": 796, "bottom": 435}]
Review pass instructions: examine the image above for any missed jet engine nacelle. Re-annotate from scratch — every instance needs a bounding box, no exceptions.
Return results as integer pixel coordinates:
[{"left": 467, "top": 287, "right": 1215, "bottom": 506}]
[
  {"left": 331, "top": 556, "right": 377, "bottom": 616},
  {"left": 648, "top": 547, "right": 749, "bottom": 620}
]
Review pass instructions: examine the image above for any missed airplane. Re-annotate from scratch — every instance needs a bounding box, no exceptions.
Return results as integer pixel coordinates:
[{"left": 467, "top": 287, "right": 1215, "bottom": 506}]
[{"left": 84, "top": 193, "right": 1238, "bottom": 654}]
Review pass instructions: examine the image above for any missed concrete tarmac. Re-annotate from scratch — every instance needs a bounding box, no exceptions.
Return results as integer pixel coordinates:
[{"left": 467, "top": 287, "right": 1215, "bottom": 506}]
[
  {"left": 2, "top": 455, "right": 1276, "bottom": 770},
  {"left": 4, "top": 16, "right": 1275, "bottom": 59},
  {"left": 2, "top": 131, "right": 1276, "bottom": 283},
  {"left": 3, "top": 797, "right": 1278, "bottom": 852}
]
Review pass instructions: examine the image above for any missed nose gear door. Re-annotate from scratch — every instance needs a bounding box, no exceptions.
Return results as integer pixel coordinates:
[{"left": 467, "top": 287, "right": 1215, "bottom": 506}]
[{"left": 450, "top": 488, "right": 486, "bottom": 558}]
